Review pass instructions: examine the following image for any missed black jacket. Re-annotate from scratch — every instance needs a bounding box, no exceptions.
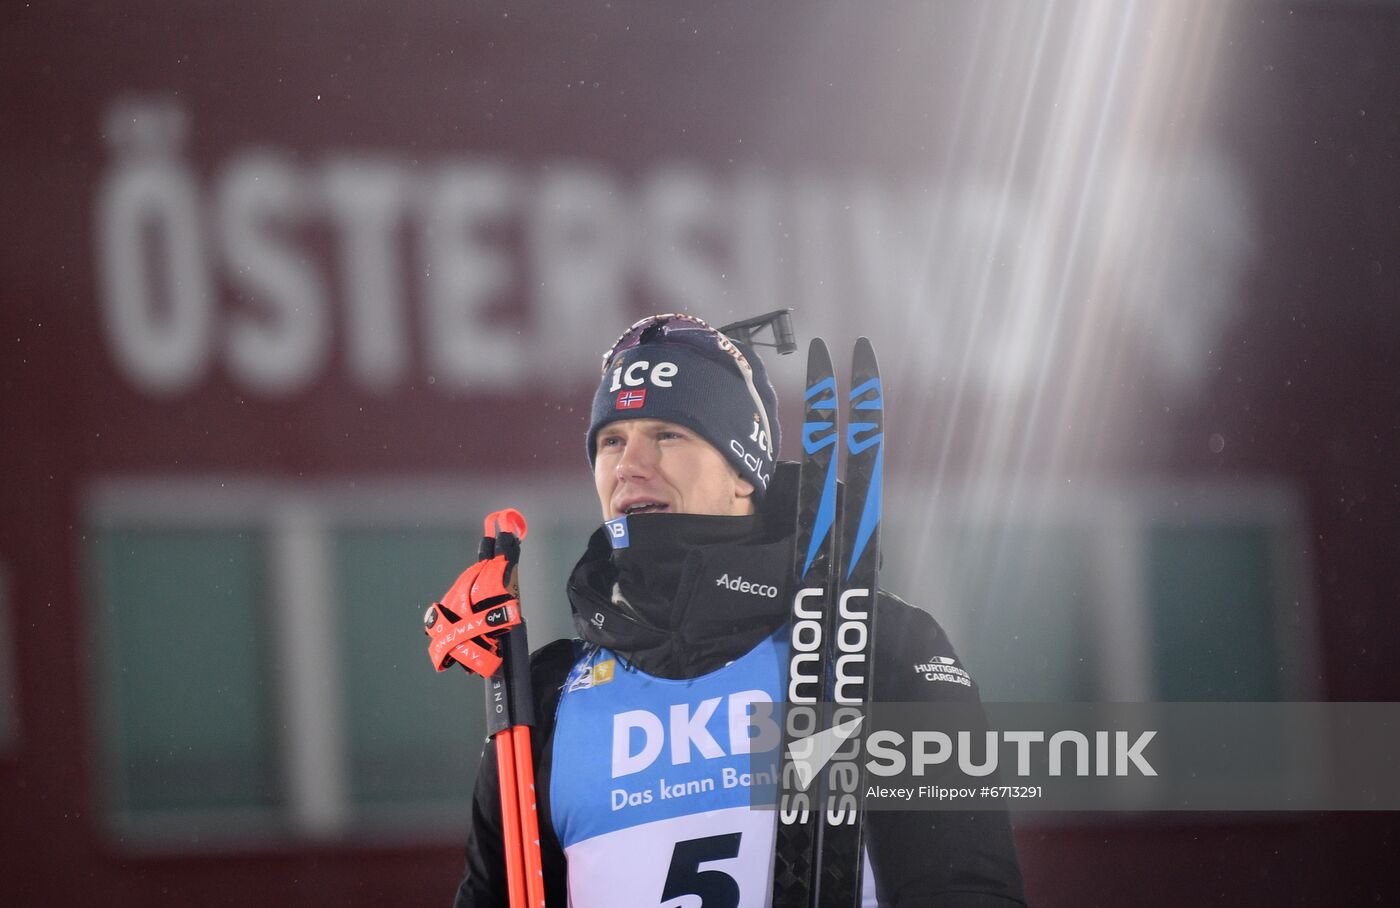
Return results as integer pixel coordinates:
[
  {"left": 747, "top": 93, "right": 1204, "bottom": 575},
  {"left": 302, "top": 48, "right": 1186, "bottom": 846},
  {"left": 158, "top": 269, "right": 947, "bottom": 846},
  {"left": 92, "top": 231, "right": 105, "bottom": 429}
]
[{"left": 453, "top": 465, "right": 1027, "bottom": 907}]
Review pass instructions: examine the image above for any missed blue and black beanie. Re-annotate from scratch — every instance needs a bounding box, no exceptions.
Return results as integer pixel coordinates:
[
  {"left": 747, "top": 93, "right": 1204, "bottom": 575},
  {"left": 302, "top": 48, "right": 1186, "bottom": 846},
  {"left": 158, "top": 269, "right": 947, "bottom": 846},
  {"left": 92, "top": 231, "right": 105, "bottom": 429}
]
[{"left": 586, "top": 319, "right": 781, "bottom": 497}]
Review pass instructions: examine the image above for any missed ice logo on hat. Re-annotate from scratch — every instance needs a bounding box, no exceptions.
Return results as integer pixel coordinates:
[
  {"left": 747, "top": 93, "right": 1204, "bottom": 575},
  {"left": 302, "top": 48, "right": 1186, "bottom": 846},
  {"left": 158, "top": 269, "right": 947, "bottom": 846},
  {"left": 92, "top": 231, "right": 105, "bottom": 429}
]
[{"left": 606, "top": 360, "right": 679, "bottom": 392}]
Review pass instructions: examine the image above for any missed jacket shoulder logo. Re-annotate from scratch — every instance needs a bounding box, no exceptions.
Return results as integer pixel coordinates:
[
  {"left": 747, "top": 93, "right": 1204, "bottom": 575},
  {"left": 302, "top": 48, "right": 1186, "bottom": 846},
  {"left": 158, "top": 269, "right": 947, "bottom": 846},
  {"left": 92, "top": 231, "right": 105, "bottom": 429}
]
[{"left": 914, "top": 656, "right": 972, "bottom": 687}]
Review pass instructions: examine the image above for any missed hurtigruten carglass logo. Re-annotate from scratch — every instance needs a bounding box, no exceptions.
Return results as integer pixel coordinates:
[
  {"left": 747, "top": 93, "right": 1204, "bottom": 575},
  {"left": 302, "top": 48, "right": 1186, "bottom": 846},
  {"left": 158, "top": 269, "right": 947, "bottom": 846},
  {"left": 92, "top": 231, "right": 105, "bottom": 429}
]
[{"left": 913, "top": 656, "right": 972, "bottom": 687}]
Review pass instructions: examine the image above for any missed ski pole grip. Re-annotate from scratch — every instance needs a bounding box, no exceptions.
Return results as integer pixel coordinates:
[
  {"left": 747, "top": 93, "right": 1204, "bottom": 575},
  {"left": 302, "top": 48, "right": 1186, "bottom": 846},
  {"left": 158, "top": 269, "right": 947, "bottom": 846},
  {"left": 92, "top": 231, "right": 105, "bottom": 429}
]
[
  {"left": 495, "top": 532, "right": 521, "bottom": 565},
  {"left": 485, "top": 668, "right": 513, "bottom": 738},
  {"left": 480, "top": 507, "right": 534, "bottom": 737},
  {"left": 484, "top": 618, "right": 534, "bottom": 735},
  {"left": 504, "top": 620, "right": 535, "bottom": 728}
]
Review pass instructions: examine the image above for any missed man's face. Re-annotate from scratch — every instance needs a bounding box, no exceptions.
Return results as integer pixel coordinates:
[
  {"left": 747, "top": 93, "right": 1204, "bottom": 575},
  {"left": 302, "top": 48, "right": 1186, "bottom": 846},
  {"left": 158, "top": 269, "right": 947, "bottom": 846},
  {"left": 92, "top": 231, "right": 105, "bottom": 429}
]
[{"left": 594, "top": 418, "right": 756, "bottom": 520}]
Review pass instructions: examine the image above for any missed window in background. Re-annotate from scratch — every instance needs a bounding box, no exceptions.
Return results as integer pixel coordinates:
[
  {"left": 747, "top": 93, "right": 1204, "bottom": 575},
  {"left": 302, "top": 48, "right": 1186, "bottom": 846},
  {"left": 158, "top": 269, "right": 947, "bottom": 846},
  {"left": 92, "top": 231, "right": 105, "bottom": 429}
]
[
  {"left": 1146, "top": 521, "right": 1293, "bottom": 701},
  {"left": 335, "top": 525, "right": 485, "bottom": 827},
  {"left": 85, "top": 478, "right": 595, "bottom": 850},
  {"left": 886, "top": 480, "right": 1317, "bottom": 703},
  {"left": 90, "top": 526, "right": 283, "bottom": 834}
]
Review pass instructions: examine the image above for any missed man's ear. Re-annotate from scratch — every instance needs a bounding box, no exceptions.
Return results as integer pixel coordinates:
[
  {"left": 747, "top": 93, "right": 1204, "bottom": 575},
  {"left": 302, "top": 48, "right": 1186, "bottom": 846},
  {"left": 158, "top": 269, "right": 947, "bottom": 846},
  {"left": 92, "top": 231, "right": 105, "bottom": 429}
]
[{"left": 734, "top": 473, "right": 755, "bottom": 501}]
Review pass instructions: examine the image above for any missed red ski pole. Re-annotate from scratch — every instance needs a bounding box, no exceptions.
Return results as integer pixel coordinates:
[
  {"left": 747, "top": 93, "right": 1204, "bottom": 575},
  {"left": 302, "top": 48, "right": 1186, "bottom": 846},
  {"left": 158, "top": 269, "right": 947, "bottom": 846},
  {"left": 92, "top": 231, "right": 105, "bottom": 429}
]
[
  {"left": 425, "top": 508, "right": 545, "bottom": 908},
  {"left": 478, "top": 510, "right": 546, "bottom": 908}
]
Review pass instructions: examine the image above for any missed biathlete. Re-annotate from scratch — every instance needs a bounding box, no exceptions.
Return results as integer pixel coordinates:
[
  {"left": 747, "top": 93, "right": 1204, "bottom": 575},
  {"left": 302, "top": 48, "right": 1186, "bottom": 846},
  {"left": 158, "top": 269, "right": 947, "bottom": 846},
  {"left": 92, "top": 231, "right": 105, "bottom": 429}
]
[{"left": 442, "top": 313, "right": 1026, "bottom": 907}]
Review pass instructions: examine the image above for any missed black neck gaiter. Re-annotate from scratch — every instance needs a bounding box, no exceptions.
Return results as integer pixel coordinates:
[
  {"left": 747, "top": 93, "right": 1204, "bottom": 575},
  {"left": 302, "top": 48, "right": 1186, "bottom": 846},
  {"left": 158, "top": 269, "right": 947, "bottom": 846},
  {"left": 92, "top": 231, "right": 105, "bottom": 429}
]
[{"left": 567, "top": 464, "right": 798, "bottom": 679}]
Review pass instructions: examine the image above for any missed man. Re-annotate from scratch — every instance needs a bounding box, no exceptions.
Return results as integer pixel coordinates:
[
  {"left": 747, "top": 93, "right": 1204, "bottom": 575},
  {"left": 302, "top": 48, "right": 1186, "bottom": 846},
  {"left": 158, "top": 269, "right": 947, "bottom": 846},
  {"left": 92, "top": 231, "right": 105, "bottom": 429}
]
[{"left": 450, "top": 314, "right": 1026, "bottom": 906}]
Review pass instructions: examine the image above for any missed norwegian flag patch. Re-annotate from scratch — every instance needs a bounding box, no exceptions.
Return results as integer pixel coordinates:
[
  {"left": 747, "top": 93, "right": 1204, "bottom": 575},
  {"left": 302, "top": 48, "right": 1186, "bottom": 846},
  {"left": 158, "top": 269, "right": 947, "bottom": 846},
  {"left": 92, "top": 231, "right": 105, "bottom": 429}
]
[{"left": 616, "top": 389, "right": 647, "bottom": 409}]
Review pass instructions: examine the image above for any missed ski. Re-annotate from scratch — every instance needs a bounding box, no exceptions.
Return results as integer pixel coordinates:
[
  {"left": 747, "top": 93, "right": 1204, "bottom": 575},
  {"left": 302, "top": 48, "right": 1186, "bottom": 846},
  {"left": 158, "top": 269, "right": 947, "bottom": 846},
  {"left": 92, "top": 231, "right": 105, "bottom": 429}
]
[
  {"left": 773, "top": 337, "right": 884, "bottom": 907},
  {"left": 815, "top": 336, "right": 883, "bottom": 906},
  {"left": 772, "top": 338, "right": 840, "bottom": 907}
]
